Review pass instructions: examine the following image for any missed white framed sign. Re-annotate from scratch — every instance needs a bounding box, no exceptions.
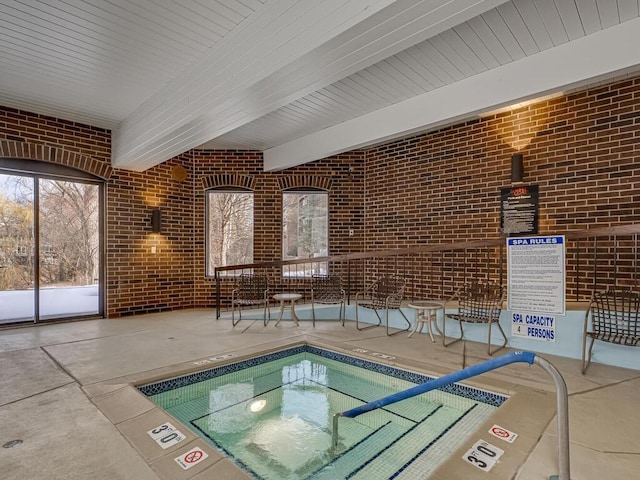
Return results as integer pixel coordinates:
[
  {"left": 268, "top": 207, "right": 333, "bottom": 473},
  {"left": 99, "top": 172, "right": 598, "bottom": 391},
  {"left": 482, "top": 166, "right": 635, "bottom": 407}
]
[{"left": 507, "top": 236, "right": 566, "bottom": 315}]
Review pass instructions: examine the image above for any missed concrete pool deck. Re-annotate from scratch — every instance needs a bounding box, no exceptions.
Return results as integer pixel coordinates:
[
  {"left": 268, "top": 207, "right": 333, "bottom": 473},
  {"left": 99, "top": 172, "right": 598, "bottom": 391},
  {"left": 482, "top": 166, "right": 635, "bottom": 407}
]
[{"left": 1, "top": 308, "right": 639, "bottom": 479}]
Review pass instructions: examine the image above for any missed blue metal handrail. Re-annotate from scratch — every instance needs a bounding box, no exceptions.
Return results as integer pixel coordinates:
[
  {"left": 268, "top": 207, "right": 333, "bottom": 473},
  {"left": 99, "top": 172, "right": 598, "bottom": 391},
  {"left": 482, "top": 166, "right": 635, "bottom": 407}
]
[{"left": 331, "top": 351, "right": 570, "bottom": 480}]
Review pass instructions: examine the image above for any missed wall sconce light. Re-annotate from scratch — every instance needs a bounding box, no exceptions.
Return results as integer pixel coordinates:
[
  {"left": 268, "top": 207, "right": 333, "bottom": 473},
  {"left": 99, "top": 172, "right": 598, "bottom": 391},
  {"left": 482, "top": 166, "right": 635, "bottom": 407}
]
[
  {"left": 511, "top": 153, "right": 524, "bottom": 183},
  {"left": 151, "top": 208, "right": 162, "bottom": 233}
]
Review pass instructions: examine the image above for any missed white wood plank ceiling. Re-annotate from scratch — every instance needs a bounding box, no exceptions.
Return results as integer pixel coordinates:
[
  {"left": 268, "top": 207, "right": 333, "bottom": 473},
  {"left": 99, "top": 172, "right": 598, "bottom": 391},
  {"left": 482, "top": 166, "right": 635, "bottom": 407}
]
[{"left": 0, "top": 0, "right": 639, "bottom": 171}]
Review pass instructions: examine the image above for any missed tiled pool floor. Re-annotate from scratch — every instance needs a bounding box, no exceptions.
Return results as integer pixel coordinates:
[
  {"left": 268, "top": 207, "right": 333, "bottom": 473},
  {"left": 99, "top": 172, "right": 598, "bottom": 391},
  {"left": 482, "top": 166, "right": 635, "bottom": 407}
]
[{"left": 1, "top": 308, "right": 639, "bottom": 479}]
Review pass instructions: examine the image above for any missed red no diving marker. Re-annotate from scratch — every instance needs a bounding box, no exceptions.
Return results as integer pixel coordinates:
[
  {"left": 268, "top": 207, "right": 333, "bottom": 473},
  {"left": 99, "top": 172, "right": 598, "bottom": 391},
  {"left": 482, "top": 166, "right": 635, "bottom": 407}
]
[
  {"left": 175, "top": 447, "right": 209, "bottom": 470},
  {"left": 491, "top": 426, "right": 509, "bottom": 437},
  {"left": 184, "top": 450, "right": 203, "bottom": 463},
  {"left": 489, "top": 424, "right": 518, "bottom": 443}
]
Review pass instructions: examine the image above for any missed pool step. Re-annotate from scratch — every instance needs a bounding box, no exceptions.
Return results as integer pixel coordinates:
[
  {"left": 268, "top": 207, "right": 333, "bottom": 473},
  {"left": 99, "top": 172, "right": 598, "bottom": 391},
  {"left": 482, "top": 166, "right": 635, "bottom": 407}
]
[
  {"left": 309, "top": 421, "right": 407, "bottom": 480},
  {"left": 350, "top": 405, "right": 465, "bottom": 480},
  {"left": 311, "top": 404, "right": 464, "bottom": 480}
]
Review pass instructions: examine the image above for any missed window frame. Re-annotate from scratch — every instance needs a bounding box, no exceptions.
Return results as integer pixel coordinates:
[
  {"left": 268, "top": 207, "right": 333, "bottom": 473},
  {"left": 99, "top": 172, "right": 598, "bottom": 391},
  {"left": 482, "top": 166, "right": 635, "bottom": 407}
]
[
  {"left": 205, "top": 187, "right": 254, "bottom": 277},
  {"left": 281, "top": 188, "right": 329, "bottom": 278},
  {"left": 0, "top": 158, "right": 106, "bottom": 323}
]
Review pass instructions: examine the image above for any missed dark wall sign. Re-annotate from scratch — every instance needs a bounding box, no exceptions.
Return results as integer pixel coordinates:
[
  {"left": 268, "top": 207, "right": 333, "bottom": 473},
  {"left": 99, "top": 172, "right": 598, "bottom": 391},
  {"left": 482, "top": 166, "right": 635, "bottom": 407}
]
[{"left": 501, "top": 185, "right": 539, "bottom": 236}]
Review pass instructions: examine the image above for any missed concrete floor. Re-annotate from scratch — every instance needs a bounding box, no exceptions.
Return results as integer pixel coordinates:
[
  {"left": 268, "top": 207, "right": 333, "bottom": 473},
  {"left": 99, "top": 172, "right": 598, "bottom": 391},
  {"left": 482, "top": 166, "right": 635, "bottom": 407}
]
[{"left": 1, "top": 308, "right": 639, "bottom": 479}]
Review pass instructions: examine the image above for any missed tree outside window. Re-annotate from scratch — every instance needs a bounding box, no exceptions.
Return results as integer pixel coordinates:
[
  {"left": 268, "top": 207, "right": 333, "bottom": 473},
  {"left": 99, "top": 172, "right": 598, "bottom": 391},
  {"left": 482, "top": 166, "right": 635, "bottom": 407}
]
[
  {"left": 206, "top": 190, "right": 253, "bottom": 276},
  {"left": 0, "top": 175, "right": 99, "bottom": 290},
  {"left": 0, "top": 183, "right": 33, "bottom": 289},
  {"left": 282, "top": 190, "right": 328, "bottom": 277},
  {"left": 38, "top": 179, "right": 99, "bottom": 286}
]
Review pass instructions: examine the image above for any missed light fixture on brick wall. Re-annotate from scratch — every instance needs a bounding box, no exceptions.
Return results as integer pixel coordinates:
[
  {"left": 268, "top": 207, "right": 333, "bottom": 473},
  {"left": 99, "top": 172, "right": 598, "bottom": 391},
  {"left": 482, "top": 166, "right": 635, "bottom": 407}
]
[
  {"left": 511, "top": 153, "right": 524, "bottom": 183},
  {"left": 151, "top": 208, "right": 162, "bottom": 233}
]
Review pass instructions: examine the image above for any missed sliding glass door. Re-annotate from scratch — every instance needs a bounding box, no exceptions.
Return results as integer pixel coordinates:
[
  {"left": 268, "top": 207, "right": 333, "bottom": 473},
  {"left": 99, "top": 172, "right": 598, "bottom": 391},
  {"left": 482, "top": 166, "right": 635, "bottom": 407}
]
[
  {"left": 0, "top": 167, "right": 103, "bottom": 324},
  {"left": 0, "top": 173, "right": 35, "bottom": 323},
  {"left": 38, "top": 178, "right": 101, "bottom": 321}
]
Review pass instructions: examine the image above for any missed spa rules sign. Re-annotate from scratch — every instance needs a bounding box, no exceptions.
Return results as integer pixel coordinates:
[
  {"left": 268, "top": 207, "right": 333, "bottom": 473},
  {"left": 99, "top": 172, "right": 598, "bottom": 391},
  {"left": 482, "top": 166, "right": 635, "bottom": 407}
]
[{"left": 507, "top": 236, "right": 566, "bottom": 315}]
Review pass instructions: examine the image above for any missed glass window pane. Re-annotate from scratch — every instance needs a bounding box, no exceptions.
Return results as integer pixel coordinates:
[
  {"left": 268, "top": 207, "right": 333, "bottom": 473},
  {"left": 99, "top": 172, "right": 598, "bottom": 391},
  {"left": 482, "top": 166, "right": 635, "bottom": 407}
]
[
  {"left": 0, "top": 173, "right": 35, "bottom": 324},
  {"left": 38, "top": 179, "right": 100, "bottom": 320},
  {"left": 1, "top": 166, "right": 103, "bottom": 324},
  {"left": 207, "top": 191, "right": 254, "bottom": 276},
  {"left": 282, "top": 191, "right": 328, "bottom": 277}
]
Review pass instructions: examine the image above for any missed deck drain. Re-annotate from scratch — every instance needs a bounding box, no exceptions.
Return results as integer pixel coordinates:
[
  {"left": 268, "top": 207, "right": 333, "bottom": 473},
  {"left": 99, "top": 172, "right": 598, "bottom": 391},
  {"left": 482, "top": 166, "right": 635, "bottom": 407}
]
[{"left": 3, "top": 439, "right": 23, "bottom": 448}]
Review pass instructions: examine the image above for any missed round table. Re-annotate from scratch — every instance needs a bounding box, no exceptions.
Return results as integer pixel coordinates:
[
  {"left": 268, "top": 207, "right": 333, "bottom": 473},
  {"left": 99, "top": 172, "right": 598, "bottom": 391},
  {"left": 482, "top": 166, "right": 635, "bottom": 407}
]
[
  {"left": 273, "top": 293, "right": 302, "bottom": 326},
  {"left": 407, "top": 301, "right": 443, "bottom": 342}
]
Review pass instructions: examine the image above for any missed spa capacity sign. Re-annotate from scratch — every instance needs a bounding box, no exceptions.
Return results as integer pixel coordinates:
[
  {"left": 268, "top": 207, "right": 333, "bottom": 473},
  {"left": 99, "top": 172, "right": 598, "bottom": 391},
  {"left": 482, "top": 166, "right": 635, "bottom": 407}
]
[
  {"left": 511, "top": 312, "right": 556, "bottom": 342},
  {"left": 507, "top": 236, "right": 565, "bottom": 315}
]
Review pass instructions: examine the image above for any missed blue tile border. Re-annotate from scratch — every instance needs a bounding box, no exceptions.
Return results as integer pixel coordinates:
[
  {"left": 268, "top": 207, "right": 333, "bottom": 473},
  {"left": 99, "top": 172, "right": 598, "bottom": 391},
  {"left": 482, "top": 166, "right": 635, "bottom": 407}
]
[{"left": 137, "top": 344, "right": 507, "bottom": 407}]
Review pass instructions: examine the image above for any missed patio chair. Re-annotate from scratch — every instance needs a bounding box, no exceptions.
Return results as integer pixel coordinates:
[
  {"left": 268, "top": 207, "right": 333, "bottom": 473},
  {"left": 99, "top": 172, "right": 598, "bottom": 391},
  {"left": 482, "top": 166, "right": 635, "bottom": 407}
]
[
  {"left": 231, "top": 274, "right": 270, "bottom": 327},
  {"left": 582, "top": 289, "right": 640, "bottom": 374},
  {"left": 311, "top": 275, "right": 346, "bottom": 326},
  {"left": 443, "top": 280, "right": 506, "bottom": 355},
  {"left": 355, "top": 276, "right": 411, "bottom": 336}
]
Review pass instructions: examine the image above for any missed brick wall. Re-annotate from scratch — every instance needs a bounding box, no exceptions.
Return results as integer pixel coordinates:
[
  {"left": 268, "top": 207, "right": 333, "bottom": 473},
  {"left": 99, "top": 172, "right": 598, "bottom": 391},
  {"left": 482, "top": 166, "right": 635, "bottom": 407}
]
[
  {"left": 191, "top": 150, "right": 365, "bottom": 308},
  {"left": 365, "top": 78, "right": 640, "bottom": 248},
  {"left": 106, "top": 156, "right": 195, "bottom": 316},
  {"left": 0, "top": 107, "right": 110, "bottom": 162},
  {"left": 363, "top": 77, "right": 640, "bottom": 298},
  {"left": 2, "top": 74, "right": 640, "bottom": 318},
  {"left": 0, "top": 107, "right": 198, "bottom": 316}
]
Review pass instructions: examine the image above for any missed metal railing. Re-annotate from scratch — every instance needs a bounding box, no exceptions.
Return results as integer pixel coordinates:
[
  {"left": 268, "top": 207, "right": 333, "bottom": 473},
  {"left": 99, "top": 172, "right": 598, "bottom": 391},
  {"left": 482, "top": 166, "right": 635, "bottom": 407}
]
[
  {"left": 331, "top": 351, "right": 570, "bottom": 480},
  {"left": 214, "top": 223, "right": 640, "bottom": 319}
]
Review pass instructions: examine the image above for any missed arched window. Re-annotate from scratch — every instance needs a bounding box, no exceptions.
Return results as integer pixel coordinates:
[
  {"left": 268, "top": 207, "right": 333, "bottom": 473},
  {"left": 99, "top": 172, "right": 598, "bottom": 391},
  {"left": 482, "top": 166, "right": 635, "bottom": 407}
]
[
  {"left": 282, "top": 188, "right": 328, "bottom": 277},
  {"left": 206, "top": 187, "right": 254, "bottom": 276},
  {"left": 0, "top": 158, "right": 105, "bottom": 324}
]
